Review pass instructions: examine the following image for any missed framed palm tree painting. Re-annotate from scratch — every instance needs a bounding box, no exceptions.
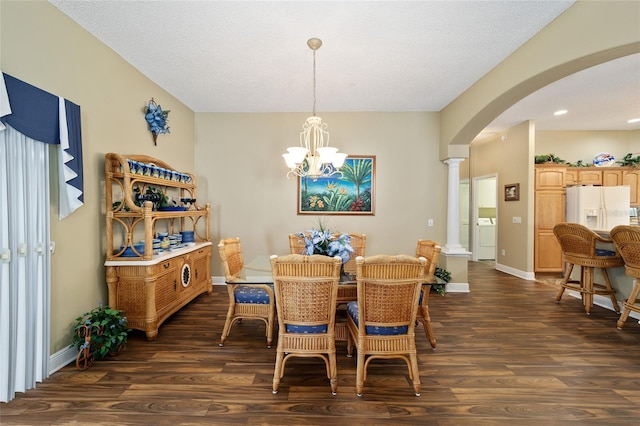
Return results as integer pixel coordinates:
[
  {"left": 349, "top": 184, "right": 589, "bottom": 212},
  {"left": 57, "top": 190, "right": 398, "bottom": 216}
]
[{"left": 297, "top": 155, "right": 375, "bottom": 215}]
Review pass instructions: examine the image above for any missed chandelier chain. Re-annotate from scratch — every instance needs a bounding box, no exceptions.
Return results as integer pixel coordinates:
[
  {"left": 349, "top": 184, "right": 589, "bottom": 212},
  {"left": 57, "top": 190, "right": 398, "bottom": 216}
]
[{"left": 312, "top": 49, "right": 317, "bottom": 117}]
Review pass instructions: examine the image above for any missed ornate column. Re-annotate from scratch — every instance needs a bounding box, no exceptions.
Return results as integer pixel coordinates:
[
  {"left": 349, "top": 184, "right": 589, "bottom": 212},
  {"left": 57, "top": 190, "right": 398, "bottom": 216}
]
[
  {"left": 443, "top": 158, "right": 466, "bottom": 254},
  {"left": 441, "top": 158, "right": 471, "bottom": 293}
]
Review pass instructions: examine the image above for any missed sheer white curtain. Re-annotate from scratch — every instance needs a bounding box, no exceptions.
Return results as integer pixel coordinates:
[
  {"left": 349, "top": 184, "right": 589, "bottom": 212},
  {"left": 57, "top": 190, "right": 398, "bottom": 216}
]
[{"left": 0, "top": 124, "right": 51, "bottom": 403}]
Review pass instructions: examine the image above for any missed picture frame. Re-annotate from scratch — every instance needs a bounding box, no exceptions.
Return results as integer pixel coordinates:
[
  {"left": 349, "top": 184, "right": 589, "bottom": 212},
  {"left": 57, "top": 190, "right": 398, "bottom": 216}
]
[
  {"left": 504, "top": 183, "right": 520, "bottom": 201},
  {"left": 298, "top": 155, "right": 375, "bottom": 215}
]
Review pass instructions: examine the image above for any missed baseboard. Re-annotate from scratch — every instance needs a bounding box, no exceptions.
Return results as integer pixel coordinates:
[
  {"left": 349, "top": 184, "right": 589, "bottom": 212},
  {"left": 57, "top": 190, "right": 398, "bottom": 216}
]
[
  {"left": 49, "top": 345, "right": 77, "bottom": 375},
  {"left": 495, "top": 263, "right": 536, "bottom": 280},
  {"left": 566, "top": 290, "right": 640, "bottom": 321},
  {"left": 446, "top": 282, "right": 470, "bottom": 293}
]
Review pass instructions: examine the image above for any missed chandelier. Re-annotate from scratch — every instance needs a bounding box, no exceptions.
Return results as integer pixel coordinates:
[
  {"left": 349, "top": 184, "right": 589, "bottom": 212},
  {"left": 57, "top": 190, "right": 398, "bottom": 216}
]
[{"left": 283, "top": 38, "right": 347, "bottom": 180}]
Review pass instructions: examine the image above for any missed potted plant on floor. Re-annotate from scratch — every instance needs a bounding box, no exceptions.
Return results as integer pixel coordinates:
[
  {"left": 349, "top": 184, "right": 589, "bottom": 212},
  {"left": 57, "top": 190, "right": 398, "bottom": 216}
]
[
  {"left": 71, "top": 301, "right": 130, "bottom": 370},
  {"left": 433, "top": 266, "right": 451, "bottom": 295}
]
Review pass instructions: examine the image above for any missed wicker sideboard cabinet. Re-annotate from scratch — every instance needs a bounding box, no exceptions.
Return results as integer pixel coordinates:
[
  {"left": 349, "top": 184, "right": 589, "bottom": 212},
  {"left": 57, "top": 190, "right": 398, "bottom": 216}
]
[{"left": 104, "top": 153, "right": 212, "bottom": 340}]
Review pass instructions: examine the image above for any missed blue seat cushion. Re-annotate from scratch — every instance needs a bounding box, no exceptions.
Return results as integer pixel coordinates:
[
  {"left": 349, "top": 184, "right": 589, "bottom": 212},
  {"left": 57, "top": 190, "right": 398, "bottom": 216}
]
[
  {"left": 285, "top": 324, "right": 328, "bottom": 333},
  {"left": 347, "top": 301, "right": 409, "bottom": 335},
  {"left": 234, "top": 285, "right": 271, "bottom": 304},
  {"left": 596, "top": 249, "right": 616, "bottom": 256}
]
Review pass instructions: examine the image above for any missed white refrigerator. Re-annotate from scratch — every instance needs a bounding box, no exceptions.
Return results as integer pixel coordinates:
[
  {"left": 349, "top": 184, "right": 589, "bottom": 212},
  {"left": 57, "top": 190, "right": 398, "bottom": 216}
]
[{"left": 566, "top": 185, "right": 630, "bottom": 232}]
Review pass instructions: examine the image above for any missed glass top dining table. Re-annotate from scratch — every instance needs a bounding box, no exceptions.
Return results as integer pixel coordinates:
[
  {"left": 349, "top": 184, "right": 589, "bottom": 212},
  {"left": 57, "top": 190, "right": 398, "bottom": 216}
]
[{"left": 239, "top": 255, "right": 357, "bottom": 304}]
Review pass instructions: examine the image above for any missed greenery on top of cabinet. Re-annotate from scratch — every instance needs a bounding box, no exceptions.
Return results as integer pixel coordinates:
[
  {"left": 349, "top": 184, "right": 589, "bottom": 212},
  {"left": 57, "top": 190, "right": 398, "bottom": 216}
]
[
  {"left": 534, "top": 153, "right": 565, "bottom": 164},
  {"left": 536, "top": 152, "right": 640, "bottom": 168},
  {"left": 566, "top": 160, "right": 594, "bottom": 167},
  {"left": 617, "top": 153, "right": 640, "bottom": 168}
]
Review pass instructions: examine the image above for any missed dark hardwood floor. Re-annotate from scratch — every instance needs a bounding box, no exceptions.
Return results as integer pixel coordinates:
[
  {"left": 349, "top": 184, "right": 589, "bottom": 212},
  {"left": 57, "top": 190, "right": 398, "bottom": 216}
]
[{"left": 2, "top": 261, "right": 640, "bottom": 425}]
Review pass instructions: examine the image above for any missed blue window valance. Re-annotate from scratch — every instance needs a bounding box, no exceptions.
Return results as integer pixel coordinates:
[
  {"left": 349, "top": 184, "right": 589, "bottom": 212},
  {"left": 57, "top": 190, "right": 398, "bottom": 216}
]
[{"left": 0, "top": 72, "right": 84, "bottom": 218}]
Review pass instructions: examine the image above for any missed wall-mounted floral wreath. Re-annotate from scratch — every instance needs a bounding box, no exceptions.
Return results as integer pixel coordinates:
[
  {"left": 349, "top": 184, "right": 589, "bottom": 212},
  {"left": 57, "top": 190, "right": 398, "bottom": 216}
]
[{"left": 145, "top": 98, "right": 170, "bottom": 145}]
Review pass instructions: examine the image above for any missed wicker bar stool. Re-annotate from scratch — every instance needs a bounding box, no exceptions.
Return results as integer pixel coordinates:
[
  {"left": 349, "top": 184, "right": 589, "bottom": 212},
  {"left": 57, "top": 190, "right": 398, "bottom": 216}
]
[
  {"left": 553, "top": 223, "right": 623, "bottom": 315},
  {"left": 610, "top": 225, "right": 640, "bottom": 329}
]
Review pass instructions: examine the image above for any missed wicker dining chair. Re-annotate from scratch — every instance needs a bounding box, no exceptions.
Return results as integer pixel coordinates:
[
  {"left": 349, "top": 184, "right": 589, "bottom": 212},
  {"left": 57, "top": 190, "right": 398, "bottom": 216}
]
[
  {"left": 415, "top": 239, "right": 442, "bottom": 348},
  {"left": 346, "top": 254, "right": 427, "bottom": 397},
  {"left": 342, "top": 233, "right": 366, "bottom": 275},
  {"left": 553, "top": 223, "right": 623, "bottom": 315},
  {"left": 609, "top": 225, "right": 640, "bottom": 329},
  {"left": 217, "top": 237, "right": 275, "bottom": 348},
  {"left": 288, "top": 233, "right": 307, "bottom": 254},
  {"left": 270, "top": 254, "right": 342, "bottom": 395}
]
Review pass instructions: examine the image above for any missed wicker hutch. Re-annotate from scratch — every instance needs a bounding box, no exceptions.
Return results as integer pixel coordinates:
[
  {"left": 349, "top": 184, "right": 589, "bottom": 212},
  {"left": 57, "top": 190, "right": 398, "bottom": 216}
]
[{"left": 104, "top": 153, "right": 212, "bottom": 340}]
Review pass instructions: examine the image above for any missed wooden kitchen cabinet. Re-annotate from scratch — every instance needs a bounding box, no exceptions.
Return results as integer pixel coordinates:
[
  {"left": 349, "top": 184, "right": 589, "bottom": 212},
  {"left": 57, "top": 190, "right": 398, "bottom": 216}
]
[
  {"left": 534, "top": 165, "right": 566, "bottom": 272},
  {"left": 535, "top": 165, "right": 566, "bottom": 190},
  {"left": 602, "top": 168, "right": 624, "bottom": 186},
  {"left": 565, "top": 167, "right": 603, "bottom": 186},
  {"left": 577, "top": 169, "right": 602, "bottom": 185},
  {"left": 104, "top": 153, "right": 212, "bottom": 340},
  {"left": 623, "top": 169, "right": 640, "bottom": 206},
  {"left": 534, "top": 187, "right": 565, "bottom": 272}
]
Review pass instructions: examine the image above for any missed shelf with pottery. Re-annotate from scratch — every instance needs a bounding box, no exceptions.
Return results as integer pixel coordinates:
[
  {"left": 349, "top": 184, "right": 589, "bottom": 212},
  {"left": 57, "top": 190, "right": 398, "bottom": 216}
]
[
  {"left": 104, "top": 153, "right": 212, "bottom": 340},
  {"left": 105, "top": 153, "right": 211, "bottom": 261}
]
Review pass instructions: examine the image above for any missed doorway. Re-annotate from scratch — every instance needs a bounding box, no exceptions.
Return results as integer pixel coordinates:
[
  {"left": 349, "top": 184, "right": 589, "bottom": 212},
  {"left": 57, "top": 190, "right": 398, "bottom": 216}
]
[
  {"left": 472, "top": 175, "right": 497, "bottom": 261},
  {"left": 459, "top": 179, "right": 470, "bottom": 251}
]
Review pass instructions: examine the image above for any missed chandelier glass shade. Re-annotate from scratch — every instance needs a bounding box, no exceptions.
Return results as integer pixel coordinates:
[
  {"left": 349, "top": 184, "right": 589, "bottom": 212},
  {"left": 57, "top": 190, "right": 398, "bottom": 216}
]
[{"left": 283, "top": 38, "right": 347, "bottom": 180}]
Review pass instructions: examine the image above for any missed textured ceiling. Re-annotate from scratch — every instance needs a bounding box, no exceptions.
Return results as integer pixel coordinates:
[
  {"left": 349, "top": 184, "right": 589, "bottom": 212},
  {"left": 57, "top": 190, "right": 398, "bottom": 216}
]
[{"left": 49, "top": 0, "right": 640, "bottom": 136}]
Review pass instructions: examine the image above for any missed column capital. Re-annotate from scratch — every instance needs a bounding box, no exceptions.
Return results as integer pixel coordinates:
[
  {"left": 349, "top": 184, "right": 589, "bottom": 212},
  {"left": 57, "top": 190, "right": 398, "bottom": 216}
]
[{"left": 443, "top": 157, "right": 465, "bottom": 167}]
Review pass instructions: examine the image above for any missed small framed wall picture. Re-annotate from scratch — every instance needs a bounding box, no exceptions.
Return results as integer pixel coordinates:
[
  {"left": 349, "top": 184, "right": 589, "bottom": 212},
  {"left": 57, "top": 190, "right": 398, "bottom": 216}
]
[{"left": 504, "top": 183, "right": 520, "bottom": 201}]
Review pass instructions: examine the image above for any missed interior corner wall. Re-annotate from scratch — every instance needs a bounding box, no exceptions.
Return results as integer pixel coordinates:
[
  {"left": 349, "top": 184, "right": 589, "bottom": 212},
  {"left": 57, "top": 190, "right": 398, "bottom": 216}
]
[
  {"left": 470, "top": 121, "right": 532, "bottom": 273},
  {"left": 1, "top": 1, "right": 196, "bottom": 354},
  {"left": 195, "top": 112, "right": 447, "bottom": 276}
]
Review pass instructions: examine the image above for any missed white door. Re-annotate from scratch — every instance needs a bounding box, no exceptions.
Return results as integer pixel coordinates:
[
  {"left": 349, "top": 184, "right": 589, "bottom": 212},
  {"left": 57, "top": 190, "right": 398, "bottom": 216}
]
[
  {"left": 477, "top": 221, "right": 496, "bottom": 260},
  {"left": 459, "top": 180, "right": 470, "bottom": 251},
  {"left": 472, "top": 175, "right": 497, "bottom": 261}
]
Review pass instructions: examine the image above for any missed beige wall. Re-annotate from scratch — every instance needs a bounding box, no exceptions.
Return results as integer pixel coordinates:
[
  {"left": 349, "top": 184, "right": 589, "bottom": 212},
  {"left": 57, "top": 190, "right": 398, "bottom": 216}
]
[
  {"left": 196, "top": 112, "right": 448, "bottom": 276},
  {"left": 470, "top": 121, "right": 534, "bottom": 273},
  {"left": 536, "top": 130, "right": 640, "bottom": 164},
  {"left": 441, "top": 0, "right": 640, "bottom": 156},
  {"left": 1, "top": 1, "right": 195, "bottom": 353}
]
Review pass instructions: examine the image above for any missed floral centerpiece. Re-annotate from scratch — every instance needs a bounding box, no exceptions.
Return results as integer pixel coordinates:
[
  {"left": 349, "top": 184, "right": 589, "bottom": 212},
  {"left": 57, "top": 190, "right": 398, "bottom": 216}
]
[{"left": 297, "top": 221, "right": 354, "bottom": 266}]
